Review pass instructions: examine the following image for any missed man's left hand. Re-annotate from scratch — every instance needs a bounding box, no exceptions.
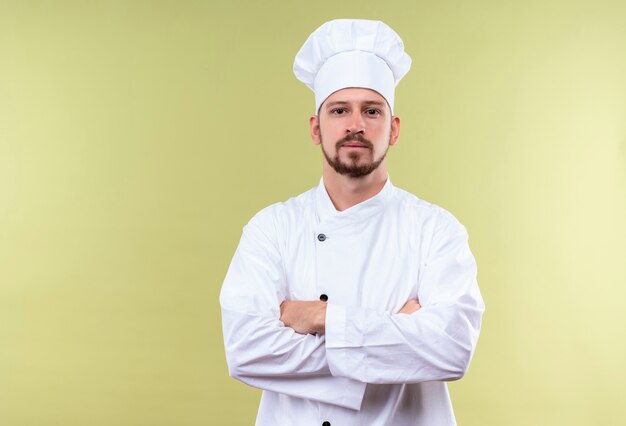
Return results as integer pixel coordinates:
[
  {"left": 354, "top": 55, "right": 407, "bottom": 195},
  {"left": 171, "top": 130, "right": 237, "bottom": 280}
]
[{"left": 280, "top": 300, "right": 327, "bottom": 335}]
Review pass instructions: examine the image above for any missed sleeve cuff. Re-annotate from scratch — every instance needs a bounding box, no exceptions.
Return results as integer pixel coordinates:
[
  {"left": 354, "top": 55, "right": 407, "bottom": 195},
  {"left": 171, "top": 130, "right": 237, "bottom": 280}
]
[
  {"left": 325, "top": 303, "right": 366, "bottom": 380},
  {"left": 325, "top": 302, "right": 347, "bottom": 348}
]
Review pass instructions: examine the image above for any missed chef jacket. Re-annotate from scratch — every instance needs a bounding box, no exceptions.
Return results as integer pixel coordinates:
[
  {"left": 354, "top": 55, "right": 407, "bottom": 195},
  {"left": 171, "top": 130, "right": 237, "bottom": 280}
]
[{"left": 220, "top": 177, "right": 485, "bottom": 425}]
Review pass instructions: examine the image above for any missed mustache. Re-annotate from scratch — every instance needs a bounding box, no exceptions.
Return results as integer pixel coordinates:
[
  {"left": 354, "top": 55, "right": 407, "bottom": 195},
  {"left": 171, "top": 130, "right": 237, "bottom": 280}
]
[{"left": 336, "top": 133, "right": 373, "bottom": 149}]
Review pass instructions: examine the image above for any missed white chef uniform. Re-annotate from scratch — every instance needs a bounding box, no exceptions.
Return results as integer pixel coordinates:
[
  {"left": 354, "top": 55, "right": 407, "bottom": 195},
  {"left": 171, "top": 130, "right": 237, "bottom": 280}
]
[{"left": 220, "top": 177, "right": 485, "bottom": 425}]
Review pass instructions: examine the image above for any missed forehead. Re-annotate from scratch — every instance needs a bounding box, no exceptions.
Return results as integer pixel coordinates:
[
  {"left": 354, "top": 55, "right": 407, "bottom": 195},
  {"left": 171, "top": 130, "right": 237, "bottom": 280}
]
[{"left": 322, "top": 87, "right": 388, "bottom": 109}]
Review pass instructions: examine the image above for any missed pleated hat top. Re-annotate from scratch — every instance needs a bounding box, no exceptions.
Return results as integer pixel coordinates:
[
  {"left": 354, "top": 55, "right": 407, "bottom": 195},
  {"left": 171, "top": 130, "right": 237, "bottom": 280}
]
[{"left": 293, "top": 19, "right": 412, "bottom": 113}]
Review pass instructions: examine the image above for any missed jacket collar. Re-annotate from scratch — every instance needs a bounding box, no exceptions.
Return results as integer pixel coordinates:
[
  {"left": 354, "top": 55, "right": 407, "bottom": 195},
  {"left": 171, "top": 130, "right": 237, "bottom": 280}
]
[{"left": 315, "top": 176, "right": 395, "bottom": 224}]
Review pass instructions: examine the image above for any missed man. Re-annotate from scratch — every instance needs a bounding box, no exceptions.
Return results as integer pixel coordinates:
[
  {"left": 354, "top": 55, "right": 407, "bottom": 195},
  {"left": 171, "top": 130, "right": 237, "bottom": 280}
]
[{"left": 220, "top": 19, "right": 485, "bottom": 426}]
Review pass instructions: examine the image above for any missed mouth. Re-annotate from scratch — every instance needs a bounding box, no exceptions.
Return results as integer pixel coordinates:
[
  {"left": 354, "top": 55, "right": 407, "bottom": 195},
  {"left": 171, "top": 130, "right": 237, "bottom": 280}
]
[
  {"left": 336, "top": 134, "right": 373, "bottom": 151},
  {"left": 340, "top": 142, "right": 370, "bottom": 149}
]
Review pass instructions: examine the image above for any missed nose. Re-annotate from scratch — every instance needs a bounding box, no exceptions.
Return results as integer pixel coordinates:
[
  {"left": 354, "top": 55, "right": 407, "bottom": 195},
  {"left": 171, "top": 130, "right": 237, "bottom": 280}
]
[{"left": 345, "top": 112, "right": 365, "bottom": 134}]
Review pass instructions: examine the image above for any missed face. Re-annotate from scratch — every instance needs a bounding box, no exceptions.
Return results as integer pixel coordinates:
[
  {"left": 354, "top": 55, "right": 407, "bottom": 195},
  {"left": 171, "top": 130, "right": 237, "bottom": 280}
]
[{"left": 310, "top": 88, "right": 400, "bottom": 178}]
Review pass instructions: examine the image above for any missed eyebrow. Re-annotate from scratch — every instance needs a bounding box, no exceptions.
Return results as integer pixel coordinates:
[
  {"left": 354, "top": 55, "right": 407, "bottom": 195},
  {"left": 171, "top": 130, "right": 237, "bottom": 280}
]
[{"left": 324, "top": 100, "right": 387, "bottom": 109}]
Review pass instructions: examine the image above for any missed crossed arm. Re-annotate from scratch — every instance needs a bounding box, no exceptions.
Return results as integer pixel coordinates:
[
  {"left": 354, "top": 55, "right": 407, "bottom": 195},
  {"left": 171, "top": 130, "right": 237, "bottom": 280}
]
[
  {"left": 280, "top": 299, "right": 422, "bottom": 335},
  {"left": 221, "top": 208, "right": 484, "bottom": 410}
]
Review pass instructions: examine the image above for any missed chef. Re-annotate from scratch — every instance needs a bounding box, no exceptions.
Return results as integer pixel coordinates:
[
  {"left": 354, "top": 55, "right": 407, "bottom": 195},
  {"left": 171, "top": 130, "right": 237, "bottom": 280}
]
[{"left": 220, "top": 19, "right": 485, "bottom": 426}]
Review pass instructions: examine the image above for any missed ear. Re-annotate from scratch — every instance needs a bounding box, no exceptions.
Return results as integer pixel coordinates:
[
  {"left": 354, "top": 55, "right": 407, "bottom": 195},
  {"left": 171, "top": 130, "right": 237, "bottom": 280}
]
[
  {"left": 389, "top": 115, "right": 401, "bottom": 146},
  {"left": 309, "top": 115, "right": 321, "bottom": 145}
]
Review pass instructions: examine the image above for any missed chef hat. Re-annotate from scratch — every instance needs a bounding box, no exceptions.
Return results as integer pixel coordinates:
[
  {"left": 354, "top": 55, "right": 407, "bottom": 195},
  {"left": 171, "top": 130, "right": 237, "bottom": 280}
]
[{"left": 293, "top": 19, "right": 412, "bottom": 114}]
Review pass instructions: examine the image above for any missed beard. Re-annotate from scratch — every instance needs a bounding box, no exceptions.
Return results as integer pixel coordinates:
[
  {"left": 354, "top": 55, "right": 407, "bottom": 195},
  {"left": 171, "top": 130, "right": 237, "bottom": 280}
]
[{"left": 320, "top": 132, "right": 390, "bottom": 178}]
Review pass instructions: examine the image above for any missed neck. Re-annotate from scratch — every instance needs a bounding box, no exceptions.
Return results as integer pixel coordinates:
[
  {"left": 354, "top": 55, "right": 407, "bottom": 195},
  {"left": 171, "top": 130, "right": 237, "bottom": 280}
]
[{"left": 322, "top": 162, "right": 389, "bottom": 211}]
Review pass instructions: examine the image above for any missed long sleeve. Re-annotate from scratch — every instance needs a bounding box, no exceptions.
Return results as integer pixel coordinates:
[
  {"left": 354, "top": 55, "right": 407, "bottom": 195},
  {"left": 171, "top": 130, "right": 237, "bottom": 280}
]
[
  {"left": 324, "top": 209, "right": 485, "bottom": 384},
  {"left": 220, "top": 208, "right": 366, "bottom": 410}
]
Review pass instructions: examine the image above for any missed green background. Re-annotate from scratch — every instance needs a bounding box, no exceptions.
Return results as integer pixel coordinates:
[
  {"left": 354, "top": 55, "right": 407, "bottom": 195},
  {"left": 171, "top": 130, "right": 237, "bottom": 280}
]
[{"left": 1, "top": 0, "right": 625, "bottom": 424}]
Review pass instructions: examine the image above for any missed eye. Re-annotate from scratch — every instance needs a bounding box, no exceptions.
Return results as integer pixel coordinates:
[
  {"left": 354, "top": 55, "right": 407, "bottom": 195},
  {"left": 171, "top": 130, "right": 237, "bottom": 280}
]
[
  {"left": 365, "top": 108, "right": 381, "bottom": 116},
  {"left": 331, "top": 108, "right": 347, "bottom": 115}
]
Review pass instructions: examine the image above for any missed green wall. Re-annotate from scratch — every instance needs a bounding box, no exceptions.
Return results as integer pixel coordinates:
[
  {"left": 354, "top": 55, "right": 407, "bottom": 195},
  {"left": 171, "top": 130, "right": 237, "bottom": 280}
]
[{"left": 1, "top": 1, "right": 625, "bottom": 424}]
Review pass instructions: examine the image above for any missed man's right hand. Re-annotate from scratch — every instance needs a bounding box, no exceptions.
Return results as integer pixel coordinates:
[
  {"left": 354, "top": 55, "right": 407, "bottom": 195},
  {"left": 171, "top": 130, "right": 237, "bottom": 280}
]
[{"left": 398, "top": 299, "right": 421, "bottom": 314}]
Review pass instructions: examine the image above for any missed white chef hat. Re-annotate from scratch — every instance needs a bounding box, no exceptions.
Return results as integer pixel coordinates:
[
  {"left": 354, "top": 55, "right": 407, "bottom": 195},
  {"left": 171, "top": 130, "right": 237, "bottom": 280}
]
[{"left": 293, "top": 19, "right": 412, "bottom": 114}]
